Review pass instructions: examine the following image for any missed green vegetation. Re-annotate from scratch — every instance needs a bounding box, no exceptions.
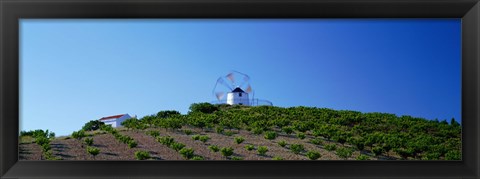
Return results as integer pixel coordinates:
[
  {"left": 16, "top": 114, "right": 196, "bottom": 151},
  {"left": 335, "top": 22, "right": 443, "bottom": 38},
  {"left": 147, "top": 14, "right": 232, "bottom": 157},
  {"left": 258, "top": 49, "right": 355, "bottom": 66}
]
[
  {"left": 278, "top": 140, "right": 287, "bottom": 147},
  {"left": 183, "top": 129, "right": 193, "bottom": 135},
  {"left": 135, "top": 151, "right": 150, "bottom": 160},
  {"left": 306, "top": 150, "right": 321, "bottom": 160},
  {"left": 290, "top": 144, "right": 305, "bottom": 154},
  {"left": 245, "top": 144, "right": 255, "bottom": 151},
  {"left": 296, "top": 132, "right": 306, "bottom": 139},
  {"left": 336, "top": 147, "right": 354, "bottom": 160},
  {"left": 84, "top": 138, "right": 94, "bottom": 146},
  {"left": 191, "top": 156, "right": 204, "bottom": 160},
  {"left": 264, "top": 131, "right": 277, "bottom": 140},
  {"left": 231, "top": 156, "right": 243, "bottom": 160},
  {"left": 179, "top": 148, "right": 195, "bottom": 159},
  {"left": 199, "top": 135, "right": 210, "bottom": 143},
  {"left": 272, "top": 156, "right": 284, "bottom": 160},
  {"left": 82, "top": 120, "right": 105, "bottom": 131},
  {"left": 146, "top": 130, "right": 160, "bottom": 137},
  {"left": 171, "top": 142, "right": 186, "bottom": 151},
  {"left": 86, "top": 146, "right": 100, "bottom": 159},
  {"left": 309, "top": 138, "right": 323, "bottom": 145},
  {"left": 257, "top": 146, "right": 268, "bottom": 155},
  {"left": 234, "top": 136, "right": 245, "bottom": 144},
  {"left": 220, "top": 147, "right": 234, "bottom": 158},
  {"left": 208, "top": 145, "right": 220, "bottom": 152},
  {"left": 325, "top": 144, "right": 337, "bottom": 151},
  {"left": 356, "top": 154, "right": 370, "bottom": 160}
]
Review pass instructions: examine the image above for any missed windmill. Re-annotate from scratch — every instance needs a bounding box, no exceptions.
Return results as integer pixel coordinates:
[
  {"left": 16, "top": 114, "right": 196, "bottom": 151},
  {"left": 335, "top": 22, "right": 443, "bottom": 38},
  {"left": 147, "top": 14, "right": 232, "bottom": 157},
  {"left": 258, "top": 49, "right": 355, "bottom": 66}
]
[{"left": 212, "top": 70, "right": 253, "bottom": 106}]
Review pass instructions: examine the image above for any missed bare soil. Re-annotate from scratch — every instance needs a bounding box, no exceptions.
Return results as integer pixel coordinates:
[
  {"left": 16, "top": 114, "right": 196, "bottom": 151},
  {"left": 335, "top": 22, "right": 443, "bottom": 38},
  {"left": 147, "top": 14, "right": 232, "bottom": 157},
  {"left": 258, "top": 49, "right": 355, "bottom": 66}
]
[{"left": 19, "top": 127, "right": 391, "bottom": 161}]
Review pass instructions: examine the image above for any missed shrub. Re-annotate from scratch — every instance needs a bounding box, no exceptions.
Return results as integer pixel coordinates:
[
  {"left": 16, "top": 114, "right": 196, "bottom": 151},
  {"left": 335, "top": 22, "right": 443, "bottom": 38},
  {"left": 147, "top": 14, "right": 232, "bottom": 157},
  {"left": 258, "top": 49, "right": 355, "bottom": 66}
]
[
  {"left": 157, "top": 136, "right": 175, "bottom": 146},
  {"left": 278, "top": 140, "right": 287, "bottom": 147},
  {"left": 231, "top": 156, "right": 243, "bottom": 160},
  {"left": 252, "top": 127, "right": 264, "bottom": 135},
  {"left": 84, "top": 138, "right": 94, "bottom": 146},
  {"left": 41, "top": 143, "right": 51, "bottom": 152},
  {"left": 325, "top": 144, "right": 337, "bottom": 151},
  {"left": 171, "top": 142, "right": 186, "bottom": 151},
  {"left": 35, "top": 137, "right": 49, "bottom": 146},
  {"left": 281, "top": 126, "right": 294, "bottom": 135},
  {"left": 224, "top": 131, "right": 234, "bottom": 136},
  {"left": 445, "top": 150, "right": 461, "bottom": 160},
  {"left": 234, "top": 136, "right": 245, "bottom": 144},
  {"left": 245, "top": 144, "right": 255, "bottom": 151},
  {"left": 264, "top": 131, "right": 277, "bottom": 140},
  {"left": 215, "top": 126, "right": 224, "bottom": 134},
  {"left": 336, "top": 147, "right": 354, "bottom": 160},
  {"left": 220, "top": 147, "right": 234, "bottom": 158},
  {"left": 199, "top": 135, "right": 210, "bottom": 143},
  {"left": 82, "top": 120, "right": 105, "bottom": 131},
  {"left": 86, "top": 146, "right": 100, "bottom": 159},
  {"left": 272, "top": 156, "right": 284, "bottom": 160},
  {"left": 71, "top": 130, "right": 86, "bottom": 140},
  {"left": 146, "top": 131, "right": 160, "bottom": 137},
  {"left": 306, "top": 150, "right": 321, "bottom": 160},
  {"left": 135, "top": 151, "right": 150, "bottom": 160},
  {"left": 184, "top": 129, "right": 193, "bottom": 135},
  {"left": 372, "top": 146, "right": 384, "bottom": 156},
  {"left": 257, "top": 146, "right": 268, "bottom": 155},
  {"left": 208, "top": 145, "right": 220, "bottom": 152},
  {"left": 189, "top": 102, "right": 218, "bottom": 114},
  {"left": 127, "top": 140, "right": 138, "bottom": 148},
  {"left": 296, "top": 132, "right": 306, "bottom": 139},
  {"left": 191, "top": 135, "right": 201, "bottom": 141},
  {"left": 309, "top": 138, "right": 323, "bottom": 145},
  {"left": 290, "top": 144, "right": 305, "bottom": 154},
  {"left": 191, "top": 156, "right": 204, "bottom": 160},
  {"left": 356, "top": 154, "right": 370, "bottom": 160},
  {"left": 179, "top": 148, "right": 195, "bottom": 159}
]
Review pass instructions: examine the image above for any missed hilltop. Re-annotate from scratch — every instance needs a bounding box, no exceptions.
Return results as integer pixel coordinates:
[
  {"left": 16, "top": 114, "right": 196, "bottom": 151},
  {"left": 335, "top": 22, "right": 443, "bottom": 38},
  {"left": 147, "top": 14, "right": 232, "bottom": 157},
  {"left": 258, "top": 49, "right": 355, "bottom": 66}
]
[{"left": 19, "top": 103, "right": 462, "bottom": 160}]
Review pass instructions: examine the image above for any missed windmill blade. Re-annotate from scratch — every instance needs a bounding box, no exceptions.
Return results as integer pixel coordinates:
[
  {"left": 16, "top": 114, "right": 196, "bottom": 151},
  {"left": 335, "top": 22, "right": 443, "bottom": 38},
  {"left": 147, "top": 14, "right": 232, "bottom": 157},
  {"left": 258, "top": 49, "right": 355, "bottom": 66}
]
[
  {"left": 215, "top": 92, "right": 225, "bottom": 100},
  {"left": 226, "top": 72, "right": 235, "bottom": 83},
  {"left": 216, "top": 77, "right": 233, "bottom": 90},
  {"left": 246, "top": 85, "right": 252, "bottom": 93}
]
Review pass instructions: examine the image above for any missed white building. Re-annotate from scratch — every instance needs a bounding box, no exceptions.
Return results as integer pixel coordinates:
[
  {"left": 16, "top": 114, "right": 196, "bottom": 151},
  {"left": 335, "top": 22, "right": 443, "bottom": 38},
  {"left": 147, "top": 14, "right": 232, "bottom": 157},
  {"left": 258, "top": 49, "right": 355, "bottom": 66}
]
[
  {"left": 99, "top": 114, "right": 132, "bottom": 128},
  {"left": 227, "top": 87, "right": 250, "bottom": 106}
]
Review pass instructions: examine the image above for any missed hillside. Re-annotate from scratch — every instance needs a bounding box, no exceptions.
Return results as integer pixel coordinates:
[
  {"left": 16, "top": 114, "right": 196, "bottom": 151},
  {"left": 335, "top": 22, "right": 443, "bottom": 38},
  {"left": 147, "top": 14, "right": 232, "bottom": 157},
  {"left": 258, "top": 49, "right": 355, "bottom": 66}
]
[{"left": 19, "top": 103, "right": 462, "bottom": 160}]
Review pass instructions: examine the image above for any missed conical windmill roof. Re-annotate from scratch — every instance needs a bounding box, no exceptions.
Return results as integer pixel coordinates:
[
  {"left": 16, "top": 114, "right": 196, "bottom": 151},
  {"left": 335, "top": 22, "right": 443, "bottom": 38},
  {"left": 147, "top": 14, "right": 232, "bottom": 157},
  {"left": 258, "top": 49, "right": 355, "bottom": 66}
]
[{"left": 231, "top": 87, "right": 245, "bottom": 93}]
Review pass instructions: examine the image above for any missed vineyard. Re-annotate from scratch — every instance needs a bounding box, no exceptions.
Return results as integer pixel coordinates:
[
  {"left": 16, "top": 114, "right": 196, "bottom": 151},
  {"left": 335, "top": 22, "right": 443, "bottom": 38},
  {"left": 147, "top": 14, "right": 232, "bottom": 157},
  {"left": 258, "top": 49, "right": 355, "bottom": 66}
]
[{"left": 19, "top": 103, "right": 461, "bottom": 160}]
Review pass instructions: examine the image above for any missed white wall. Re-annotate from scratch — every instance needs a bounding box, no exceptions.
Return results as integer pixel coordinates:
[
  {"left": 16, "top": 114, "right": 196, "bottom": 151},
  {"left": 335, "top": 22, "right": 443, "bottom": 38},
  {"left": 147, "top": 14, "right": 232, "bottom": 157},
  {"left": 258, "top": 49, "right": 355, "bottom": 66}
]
[
  {"left": 100, "top": 114, "right": 132, "bottom": 128},
  {"left": 227, "top": 92, "right": 250, "bottom": 106}
]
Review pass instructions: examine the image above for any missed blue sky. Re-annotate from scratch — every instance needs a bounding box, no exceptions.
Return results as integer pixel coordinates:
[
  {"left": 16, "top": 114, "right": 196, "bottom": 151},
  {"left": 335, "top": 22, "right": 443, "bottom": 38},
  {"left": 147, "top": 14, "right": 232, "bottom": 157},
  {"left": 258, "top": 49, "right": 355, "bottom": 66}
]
[{"left": 20, "top": 19, "right": 461, "bottom": 136}]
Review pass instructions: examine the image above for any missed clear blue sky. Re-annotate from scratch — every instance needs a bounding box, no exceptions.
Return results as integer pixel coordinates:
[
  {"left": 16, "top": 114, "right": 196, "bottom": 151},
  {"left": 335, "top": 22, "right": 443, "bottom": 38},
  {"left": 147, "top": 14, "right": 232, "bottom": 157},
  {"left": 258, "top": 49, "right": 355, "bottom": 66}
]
[{"left": 20, "top": 19, "right": 461, "bottom": 136}]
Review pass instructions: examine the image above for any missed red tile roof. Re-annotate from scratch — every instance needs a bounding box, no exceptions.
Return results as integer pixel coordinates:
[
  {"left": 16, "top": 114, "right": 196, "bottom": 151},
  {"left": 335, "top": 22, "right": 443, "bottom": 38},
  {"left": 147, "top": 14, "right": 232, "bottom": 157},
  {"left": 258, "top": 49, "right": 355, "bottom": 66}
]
[{"left": 99, "top": 114, "right": 126, "bottom": 121}]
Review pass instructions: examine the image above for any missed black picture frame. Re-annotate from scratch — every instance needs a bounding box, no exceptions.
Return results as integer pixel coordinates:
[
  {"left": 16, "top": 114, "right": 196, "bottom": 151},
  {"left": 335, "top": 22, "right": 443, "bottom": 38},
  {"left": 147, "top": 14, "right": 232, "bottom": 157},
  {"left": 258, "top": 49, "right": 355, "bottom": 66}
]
[{"left": 1, "top": 0, "right": 479, "bottom": 178}]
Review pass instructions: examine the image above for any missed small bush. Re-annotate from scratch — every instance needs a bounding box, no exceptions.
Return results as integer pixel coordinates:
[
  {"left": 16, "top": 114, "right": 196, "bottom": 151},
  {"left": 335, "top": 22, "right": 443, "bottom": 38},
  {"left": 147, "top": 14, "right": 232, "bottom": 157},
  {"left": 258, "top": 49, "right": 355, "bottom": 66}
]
[
  {"left": 71, "top": 130, "right": 86, "bottom": 140},
  {"left": 184, "top": 129, "right": 193, "bottom": 135},
  {"left": 135, "top": 151, "right": 150, "bottom": 160},
  {"left": 336, "top": 147, "right": 354, "bottom": 160},
  {"left": 257, "top": 146, "right": 268, "bottom": 155},
  {"left": 146, "top": 131, "right": 160, "bottom": 137},
  {"left": 272, "top": 156, "right": 284, "bottom": 160},
  {"left": 296, "top": 132, "right": 306, "bottom": 139},
  {"left": 356, "top": 154, "right": 370, "bottom": 160},
  {"left": 264, "top": 131, "right": 277, "bottom": 140},
  {"left": 245, "top": 144, "right": 255, "bottom": 151},
  {"left": 179, "top": 148, "right": 195, "bottom": 159},
  {"left": 231, "top": 156, "right": 242, "bottom": 160},
  {"left": 35, "top": 137, "right": 49, "bottom": 146},
  {"left": 208, "top": 145, "right": 220, "bottom": 152},
  {"left": 224, "top": 131, "right": 234, "bottom": 136},
  {"left": 278, "top": 140, "right": 287, "bottom": 147},
  {"left": 171, "top": 142, "right": 186, "bottom": 151},
  {"left": 372, "top": 146, "right": 384, "bottom": 156},
  {"left": 290, "top": 144, "right": 305, "bottom": 154},
  {"left": 306, "top": 150, "right": 321, "bottom": 160},
  {"left": 220, "top": 147, "right": 234, "bottom": 158},
  {"left": 252, "top": 127, "right": 264, "bottom": 135},
  {"left": 191, "top": 156, "right": 204, "bottom": 160},
  {"left": 199, "top": 135, "right": 210, "bottom": 143},
  {"left": 215, "top": 126, "right": 224, "bottom": 134},
  {"left": 41, "top": 143, "right": 51, "bottom": 152},
  {"left": 127, "top": 140, "right": 138, "bottom": 148},
  {"left": 84, "top": 138, "right": 94, "bottom": 146},
  {"left": 191, "top": 135, "right": 201, "bottom": 140},
  {"left": 325, "top": 144, "right": 337, "bottom": 151},
  {"left": 234, "top": 136, "right": 245, "bottom": 144},
  {"left": 281, "top": 126, "right": 294, "bottom": 135},
  {"left": 86, "top": 146, "right": 100, "bottom": 159},
  {"left": 157, "top": 136, "right": 175, "bottom": 146},
  {"left": 309, "top": 138, "right": 323, "bottom": 145}
]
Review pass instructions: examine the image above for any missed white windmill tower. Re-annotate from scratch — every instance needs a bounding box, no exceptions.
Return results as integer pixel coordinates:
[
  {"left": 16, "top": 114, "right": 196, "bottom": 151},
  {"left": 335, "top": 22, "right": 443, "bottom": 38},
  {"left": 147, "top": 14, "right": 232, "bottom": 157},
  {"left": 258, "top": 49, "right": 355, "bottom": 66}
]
[{"left": 213, "top": 71, "right": 253, "bottom": 106}]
